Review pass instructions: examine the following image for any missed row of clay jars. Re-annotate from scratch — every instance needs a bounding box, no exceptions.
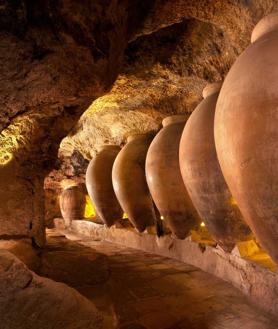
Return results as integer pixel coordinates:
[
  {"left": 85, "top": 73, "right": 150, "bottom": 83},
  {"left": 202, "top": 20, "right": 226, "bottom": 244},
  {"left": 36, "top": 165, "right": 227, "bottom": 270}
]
[
  {"left": 84, "top": 111, "right": 250, "bottom": 244},
  {"left": 214, "top": 13, "right": 278, "bottom": 264},
  {"left": 179, "top": 83, "right": 252, "bottom": 251},
  {"left": 62, "top": 110, "right": 250, "bottom": 249},
  {"left": 85, "top": 124, "right": 201, "bottom": 238},
  {"left": 83, "top": 25, "right": 277, "bottom": 256},
  {"left": 62, "top": 88, "right": 255, "bottom": 251},
  {"left": 86, "top": 145, "right": 123, "bottom": 227},
  {"left": 59, "top": 185, "right": 86, "bottom": 228},
  {"left": 146, "top": 115, "right": 200, "bottom": 238}
]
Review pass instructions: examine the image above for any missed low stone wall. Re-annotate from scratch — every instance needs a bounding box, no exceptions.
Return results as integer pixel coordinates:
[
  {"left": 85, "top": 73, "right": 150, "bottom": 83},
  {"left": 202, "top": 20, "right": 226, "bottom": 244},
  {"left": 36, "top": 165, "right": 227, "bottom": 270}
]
[{"left": 54, "top": 218, "right": 278, "bottom": 318}]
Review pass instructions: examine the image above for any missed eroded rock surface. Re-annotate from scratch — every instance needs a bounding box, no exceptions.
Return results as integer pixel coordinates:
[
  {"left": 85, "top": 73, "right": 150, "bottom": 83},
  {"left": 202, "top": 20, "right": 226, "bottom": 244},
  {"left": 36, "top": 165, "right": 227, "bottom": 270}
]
[
  {"left": 0, "top": 239, "right": 40, "bottom": 271},
  {"left": 60, "top": 18, "right": 238, "bottom": 159},
  {"left": 0, "top": 0, "right": 155, "bottom": 244},
  {"left": 0, "top": 249, "right": 103, "bottom": 329}
]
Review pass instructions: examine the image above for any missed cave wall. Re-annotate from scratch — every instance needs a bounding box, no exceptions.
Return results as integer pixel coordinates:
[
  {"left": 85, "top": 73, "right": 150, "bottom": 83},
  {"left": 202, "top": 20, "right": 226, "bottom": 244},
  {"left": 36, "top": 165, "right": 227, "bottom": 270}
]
[{"left": 0, "top": 0, "right": 153, "bottom": 245}]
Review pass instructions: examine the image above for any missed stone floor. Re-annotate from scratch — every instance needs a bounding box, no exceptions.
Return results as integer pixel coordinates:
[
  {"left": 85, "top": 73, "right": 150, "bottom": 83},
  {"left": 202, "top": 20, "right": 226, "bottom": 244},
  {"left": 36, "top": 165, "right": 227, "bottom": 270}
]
[{"left": 37, "top": 229, "right": 278, "bottom": 329}]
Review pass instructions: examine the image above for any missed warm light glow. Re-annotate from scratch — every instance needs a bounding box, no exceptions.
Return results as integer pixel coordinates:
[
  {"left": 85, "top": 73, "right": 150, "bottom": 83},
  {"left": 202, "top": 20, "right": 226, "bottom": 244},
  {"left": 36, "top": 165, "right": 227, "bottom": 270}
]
[
  {"left": 122, "top": 213, "right": 128, "bottom": 219},
  {"left": 190, "top": 229, "right": 215, "bottom": 246},
  {"left": 200, "top": 222, "right": 205, "bottom": 227},
  {"left": 229, "top": 196, "right": 237, "bottom": 205},
  {"left": 160, "top": 215, "right": 164, "bottom": 220},
  {"left": 84, "top": 195, "right": 96, "bottom": 218},
  {"left": 0, "top": 152, "right": 13, "bottom": 166},
  {"left": 236, "top": 240, "right": 276, "bottom": 272},
  {"left": 60, "top": 179, "right": 78, "bottom": 190},
  {"left": 0, "top": 112, "right": 40, "bottom": 167}
]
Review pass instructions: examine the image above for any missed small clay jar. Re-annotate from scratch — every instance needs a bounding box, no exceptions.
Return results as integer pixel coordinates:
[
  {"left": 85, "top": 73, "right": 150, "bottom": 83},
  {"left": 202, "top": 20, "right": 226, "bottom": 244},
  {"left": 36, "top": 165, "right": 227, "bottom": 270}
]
[
  {"left": 59, "top": 185, "right": 86, "bottom": 227},
  {"left": 112, "top": 133, "right": 156, "bottom": 232},
  {"left": 86, "top": 145, "right": 123, "bottom": 227},
  {"left": 179, "top": 83, "right": 251, "bottom": 251},
  {"left": 146, "top": 115, "right": 200, "bottom": 239},
  {"left": 214, "top": 13, "right": 278, "bottom": 264}
]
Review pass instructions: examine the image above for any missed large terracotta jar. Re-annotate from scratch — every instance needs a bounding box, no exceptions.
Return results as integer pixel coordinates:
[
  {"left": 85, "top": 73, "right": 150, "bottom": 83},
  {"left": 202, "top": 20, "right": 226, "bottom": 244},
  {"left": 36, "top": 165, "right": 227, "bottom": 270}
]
[
  {"left": 214, "top": 13, "right": 278, "bottom": 263},
  {"left": 180, "top": 84, "right": 251, "bottom": 251},
  {"left": 112, "top": 133, "right": 156, "bottom": 232},
  {"left": 59, "top": 185, "right": 86, "bottom": 227},
  {"left": 146, "top": 115, "right": 200, "bottom": 239},
  {"left": 86, "top": 145, "right": 123, "bottom": 227}
]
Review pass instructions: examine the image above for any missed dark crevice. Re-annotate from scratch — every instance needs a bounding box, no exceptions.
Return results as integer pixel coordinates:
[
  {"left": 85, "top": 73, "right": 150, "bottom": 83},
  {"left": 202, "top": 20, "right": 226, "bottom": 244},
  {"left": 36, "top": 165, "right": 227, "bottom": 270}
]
[
  {"left": 22, "top": 275, "right": 33, "bottom": 289},
  {"left": 0, "top": 235, "right": 30, "bottom": 240}
]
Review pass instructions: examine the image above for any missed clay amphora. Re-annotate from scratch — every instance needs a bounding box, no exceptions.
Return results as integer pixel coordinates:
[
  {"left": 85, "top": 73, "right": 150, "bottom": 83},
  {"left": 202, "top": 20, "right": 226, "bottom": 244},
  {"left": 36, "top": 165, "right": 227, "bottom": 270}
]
[
  {"left": 146, "top": 115, "right": 200, "bottom": 239},
  {"left": 214, "top": 13, "right": 278, "bottom": 263},
  {"left": 59, "top": 185, "right": 85, "bottom": 227},
  {"left": 86, "top": 145, "right": 123, "bottom": 227},
  {"left": 180, "top": 83, "right": 251, "bottom": 251},
  {"left": 112, "top": 133, "right": 156, "bottom": 232}
]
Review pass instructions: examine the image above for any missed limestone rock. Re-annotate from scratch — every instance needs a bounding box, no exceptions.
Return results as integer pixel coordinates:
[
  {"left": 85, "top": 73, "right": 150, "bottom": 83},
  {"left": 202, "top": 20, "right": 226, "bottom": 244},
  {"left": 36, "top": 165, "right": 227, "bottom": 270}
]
[
  {"left": 0, "top": 250, "right": 104, "bottom": 329},
  {"left": 60, "top": 19, "right": 238, "bottom": 159},
  {"left": 0, "top": 0, "right": 153, "bottom": 244},
  {"left": 0, "top": 239, "right": 40, "bottom": 271}
]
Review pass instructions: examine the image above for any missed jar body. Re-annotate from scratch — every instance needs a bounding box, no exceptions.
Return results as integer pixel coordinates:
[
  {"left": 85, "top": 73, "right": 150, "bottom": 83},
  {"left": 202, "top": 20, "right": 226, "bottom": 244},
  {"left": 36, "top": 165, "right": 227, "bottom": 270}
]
[
  {"left": 146, "top": 122, "right": 199, "bottom": 239},
  {"left": 180, "top": 92, "right": 251, "bottom": 251},
  {"left": 59, "top": 186, "right": 85, "bottom": 227},
  {"left": 215, "top": 30, "right": 278, "bottom": 262},
  {"left": 86, "top": 145, "right": 122, "bottom": 227},
  {"left": 112, "top": 134, "right": 155, "bottom": 232}
]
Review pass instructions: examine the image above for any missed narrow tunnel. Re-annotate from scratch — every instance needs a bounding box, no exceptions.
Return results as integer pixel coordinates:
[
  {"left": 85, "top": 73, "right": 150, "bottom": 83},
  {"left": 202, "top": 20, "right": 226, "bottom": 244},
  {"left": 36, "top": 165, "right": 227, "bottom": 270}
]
[{"left": 0, "top": 1, "right": 278, "bottom": 328}]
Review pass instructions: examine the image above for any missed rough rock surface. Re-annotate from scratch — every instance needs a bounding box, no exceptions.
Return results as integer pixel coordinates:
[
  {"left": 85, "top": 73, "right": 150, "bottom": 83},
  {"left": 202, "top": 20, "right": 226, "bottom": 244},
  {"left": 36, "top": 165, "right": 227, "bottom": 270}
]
[
  {"left": 60, "top": 18, "right": 237, "bottom": 159},
  {"left": 0, "top": 239, "right": 40, "bottom": 271},
  {"left": 0, "top": 249, "right": 103, "bottom": 329},
  {"left": 0, "top": 0, "right": 154, "bottom": 244}
]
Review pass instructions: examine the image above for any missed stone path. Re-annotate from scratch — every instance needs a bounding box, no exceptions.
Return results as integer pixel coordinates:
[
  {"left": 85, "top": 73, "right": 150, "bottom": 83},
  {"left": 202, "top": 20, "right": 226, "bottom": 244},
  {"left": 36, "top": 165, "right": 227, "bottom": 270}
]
[{"left": 38, "top": 229, "right": 278, "bottom": 329}]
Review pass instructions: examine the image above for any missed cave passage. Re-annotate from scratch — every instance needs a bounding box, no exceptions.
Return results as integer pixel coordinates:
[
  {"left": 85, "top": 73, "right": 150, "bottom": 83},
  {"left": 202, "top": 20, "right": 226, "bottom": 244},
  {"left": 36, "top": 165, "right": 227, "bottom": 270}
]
[{"left": 2, "top": 2, "right": 278, "bottom": 328}]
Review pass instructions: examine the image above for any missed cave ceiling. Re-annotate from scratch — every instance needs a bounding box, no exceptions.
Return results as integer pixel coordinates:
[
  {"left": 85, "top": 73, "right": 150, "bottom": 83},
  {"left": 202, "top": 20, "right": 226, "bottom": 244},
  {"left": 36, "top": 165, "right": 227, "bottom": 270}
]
[
  {"left": 58, "top": 0, "right": 278, "bottom": 163},
  {"left": 1, "top": 0, "right": 276, "bottom": 164},
  {"left": 60, "top": 18, "right": 238, "bottom": 160}
]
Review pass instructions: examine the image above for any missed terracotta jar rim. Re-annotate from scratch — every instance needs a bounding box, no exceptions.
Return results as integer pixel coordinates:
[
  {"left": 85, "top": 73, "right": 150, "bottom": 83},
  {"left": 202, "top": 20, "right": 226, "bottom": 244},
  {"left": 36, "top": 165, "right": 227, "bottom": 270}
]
[
  {"left": 127, "top": 132, "right": 154, "bottom": 143},
  {"left": 202, "top": 82, "right": 222, "bottom": 99},
  {"left": 251, "top": 12, "right": 278, "bottom": 43},
  {"left": 162, "top": 115, "right": 188, "bottom": 127},
  {"left": 63, "top": 184, "right": 79, "bottom": 191},
  {"left": 97, "top": 144, "right": 120, "bottom": 152}
]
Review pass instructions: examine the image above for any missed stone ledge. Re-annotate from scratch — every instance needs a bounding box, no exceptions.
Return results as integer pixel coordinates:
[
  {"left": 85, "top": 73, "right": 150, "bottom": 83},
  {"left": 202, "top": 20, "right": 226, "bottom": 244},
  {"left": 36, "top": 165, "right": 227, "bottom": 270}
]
[{"left": 54, "top": 218, "right": 278, "bottom": 318}]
